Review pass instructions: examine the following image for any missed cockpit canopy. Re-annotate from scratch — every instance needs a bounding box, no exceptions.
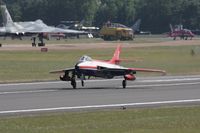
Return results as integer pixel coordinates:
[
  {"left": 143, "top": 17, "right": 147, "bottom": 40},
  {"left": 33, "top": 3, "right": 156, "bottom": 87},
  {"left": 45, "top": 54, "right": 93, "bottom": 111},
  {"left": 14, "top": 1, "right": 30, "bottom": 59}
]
[
  {"left": 105, "top": 22, "right": 128, "bottom": 28},
  {"left": 79, "top": 55, "right": 92, "bottom": 62}
]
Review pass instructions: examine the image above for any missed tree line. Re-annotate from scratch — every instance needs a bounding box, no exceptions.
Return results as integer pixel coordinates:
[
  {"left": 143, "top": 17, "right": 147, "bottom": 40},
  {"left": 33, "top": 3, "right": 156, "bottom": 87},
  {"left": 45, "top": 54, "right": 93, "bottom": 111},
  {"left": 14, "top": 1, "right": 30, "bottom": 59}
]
[{"left": 1, "top": 0, "right": 200, "bottom": 33}]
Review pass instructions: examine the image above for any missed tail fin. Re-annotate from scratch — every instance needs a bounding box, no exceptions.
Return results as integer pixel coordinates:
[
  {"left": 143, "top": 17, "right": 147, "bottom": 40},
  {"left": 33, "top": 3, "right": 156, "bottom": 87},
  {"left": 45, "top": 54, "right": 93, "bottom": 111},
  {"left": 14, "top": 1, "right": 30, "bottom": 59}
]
[
  {"left": 79, "top": 19, "right": 85, "bottom": 25},
  {"left": 169, "top": 24, "right": 173, "bottom": 32},
  {"left": 109, "top": 45, "right": 121, "bottom": 64},
  {"left": 131, "top": 19, "right": 141, "bottom": 31},
  {"left": 0, "top": 4, "right": 13, "bottom": 26}
]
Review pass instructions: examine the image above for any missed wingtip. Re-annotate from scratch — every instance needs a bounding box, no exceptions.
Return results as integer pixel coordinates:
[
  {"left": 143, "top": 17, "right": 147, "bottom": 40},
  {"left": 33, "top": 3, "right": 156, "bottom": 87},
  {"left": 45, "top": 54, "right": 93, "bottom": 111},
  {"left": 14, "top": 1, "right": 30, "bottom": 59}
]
[
  {"left": 49, "top": 70, "right": 65, "bottom": 74},
  {"left": 161, "top": 70, "right": 167, "bottom": 76}
]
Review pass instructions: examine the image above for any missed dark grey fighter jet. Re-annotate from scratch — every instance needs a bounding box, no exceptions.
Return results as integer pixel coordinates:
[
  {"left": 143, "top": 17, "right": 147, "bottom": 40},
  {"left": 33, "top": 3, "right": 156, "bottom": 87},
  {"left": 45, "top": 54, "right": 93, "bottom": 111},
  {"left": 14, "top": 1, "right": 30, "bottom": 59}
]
[{"left": 0, "top": 4, "right": 86, "bottom": 46}]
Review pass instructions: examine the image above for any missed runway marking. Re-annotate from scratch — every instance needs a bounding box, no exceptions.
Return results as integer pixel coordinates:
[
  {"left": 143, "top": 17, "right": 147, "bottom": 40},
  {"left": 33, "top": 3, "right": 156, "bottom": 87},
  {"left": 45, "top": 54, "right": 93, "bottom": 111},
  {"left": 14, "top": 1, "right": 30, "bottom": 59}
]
[
  {"left": 125, "top": 82, "right": 200, "bottom": 88},
  {"left": 1, "top": 76, "right": 200, "bottom": 87},
  {"left": 0, "top": 81, "right": 200, "bottom": 95},
  {"left": 138, "top": 77, "right": 200, "bottom": 83},
  {"left": 0, "top": 99, "right": 200, "bottom": 114},
  {"left": 0, "top": 81, "right": 63, "bottom": 87},
  {"left": 0, "top": 80, "right": 122, "bottom": 87},
  {"left": 0, "top": 90, "right": 57, "bottom": 95}
]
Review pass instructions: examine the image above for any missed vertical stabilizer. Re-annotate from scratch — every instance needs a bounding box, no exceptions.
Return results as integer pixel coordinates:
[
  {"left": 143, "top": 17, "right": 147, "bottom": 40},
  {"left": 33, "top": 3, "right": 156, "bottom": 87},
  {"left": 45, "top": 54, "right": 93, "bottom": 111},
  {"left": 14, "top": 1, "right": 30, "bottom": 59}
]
[
  {"left": 109, "top": 45, "right": 121, "bottom": 64},
  {"left": 0, "top": 4, "right": 13, "bottom": 26},
  {"left": 132, "top": 19, "right": 141, "bottom": 32},
  {"left": 169, "top": 24, "right": 173, "bottom": 32}
]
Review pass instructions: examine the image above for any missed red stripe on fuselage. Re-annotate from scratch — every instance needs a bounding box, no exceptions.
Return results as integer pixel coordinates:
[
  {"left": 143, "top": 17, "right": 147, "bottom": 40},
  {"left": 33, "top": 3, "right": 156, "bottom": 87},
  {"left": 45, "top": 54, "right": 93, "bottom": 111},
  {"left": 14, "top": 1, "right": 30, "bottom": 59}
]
[{"left": 79, "top": 66, "right": 97, "bottom": 69}]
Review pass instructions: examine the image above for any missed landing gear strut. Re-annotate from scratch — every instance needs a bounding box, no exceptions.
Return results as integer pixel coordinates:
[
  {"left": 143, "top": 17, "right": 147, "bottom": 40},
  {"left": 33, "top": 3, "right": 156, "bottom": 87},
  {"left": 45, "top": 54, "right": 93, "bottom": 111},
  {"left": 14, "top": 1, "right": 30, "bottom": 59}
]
[
  {"left": 80, "top": 74, "right": 85, "bottom": 87},
  {"left": 71, "top": 78, "right": 76, "bottom": 89},
  {"left": 32, "top": 37, "right": 36, "bottom": 47},
  {"left": 70, "top": 70, "right": 77, "bottom": 89},
  {"left": 81, "top": 80, "right": 84, "bottom": 87},
  {"left": 122, "top": 80, "right": 127, "bottom": 88},
  {"left": 38, "top": 33, "right": 45, "bottom": 46}
]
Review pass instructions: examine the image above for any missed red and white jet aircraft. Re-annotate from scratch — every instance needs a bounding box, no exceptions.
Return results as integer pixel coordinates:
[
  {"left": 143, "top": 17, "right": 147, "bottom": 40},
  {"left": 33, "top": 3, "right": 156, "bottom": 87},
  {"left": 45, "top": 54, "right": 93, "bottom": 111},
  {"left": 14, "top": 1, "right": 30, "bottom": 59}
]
[
  {"left": 168, "top": 24, "right": 195, "bottom": 40},
  {"left": 50, "top": 45, "right": 166, "bottom": 88}
]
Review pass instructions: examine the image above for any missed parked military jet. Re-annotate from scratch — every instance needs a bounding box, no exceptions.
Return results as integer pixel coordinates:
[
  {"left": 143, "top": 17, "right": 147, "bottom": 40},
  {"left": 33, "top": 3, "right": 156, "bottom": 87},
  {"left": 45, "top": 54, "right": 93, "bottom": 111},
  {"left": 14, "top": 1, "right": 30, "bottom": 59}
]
[
  {"left": 58, "top": 20, "right": 99, "bottom": 38},
  {"left": 132, "top": 19, "right": 151, "bottom": 35},
  {"left": 131, "top": 19, "right": 141, "bottom": 33},
  {"left": 50, "top": 45, "right": 166, "bottom": 89},
  {"left": 168, "top": 24, "right": 195, "bottom": 40},
  {"left": 0, "top": 4, "right": 86, "bottom": 46}
]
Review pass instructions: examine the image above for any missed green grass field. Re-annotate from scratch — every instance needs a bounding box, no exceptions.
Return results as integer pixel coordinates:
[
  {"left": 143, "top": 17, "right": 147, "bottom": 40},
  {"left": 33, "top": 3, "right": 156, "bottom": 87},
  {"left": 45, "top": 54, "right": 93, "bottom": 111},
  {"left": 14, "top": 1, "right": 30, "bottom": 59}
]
[
  {"left": 0, "top": 45, "right": 200, "bottom": 82},
  {"left": 0, "top": 106, "right": 200, "bottom": 133}
]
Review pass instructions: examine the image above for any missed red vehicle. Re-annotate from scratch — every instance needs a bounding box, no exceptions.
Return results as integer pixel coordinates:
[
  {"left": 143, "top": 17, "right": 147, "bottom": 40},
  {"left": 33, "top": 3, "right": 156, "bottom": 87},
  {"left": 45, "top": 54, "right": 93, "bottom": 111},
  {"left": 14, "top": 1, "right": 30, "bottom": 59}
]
[{"left": 168, "top": 24, "right": 195, "bottom": 40}]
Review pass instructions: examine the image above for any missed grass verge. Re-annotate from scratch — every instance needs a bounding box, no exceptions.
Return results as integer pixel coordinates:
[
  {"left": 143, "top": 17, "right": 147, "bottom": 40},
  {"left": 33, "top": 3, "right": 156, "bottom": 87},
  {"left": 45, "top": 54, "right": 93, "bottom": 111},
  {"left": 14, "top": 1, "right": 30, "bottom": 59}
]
[
  {"left": 0, "top": 45, "right": 200, "bottom": 82},
  {"left": 0, "top": 106, "right": 200, "bottom": 133}
]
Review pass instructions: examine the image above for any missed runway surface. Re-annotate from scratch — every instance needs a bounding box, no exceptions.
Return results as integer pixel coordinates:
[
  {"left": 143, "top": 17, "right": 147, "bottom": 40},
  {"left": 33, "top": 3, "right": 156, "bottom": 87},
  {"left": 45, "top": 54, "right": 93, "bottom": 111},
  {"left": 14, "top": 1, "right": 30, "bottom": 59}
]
[{"left": 0, "top": 75, "right": 200, "bottom": 115}]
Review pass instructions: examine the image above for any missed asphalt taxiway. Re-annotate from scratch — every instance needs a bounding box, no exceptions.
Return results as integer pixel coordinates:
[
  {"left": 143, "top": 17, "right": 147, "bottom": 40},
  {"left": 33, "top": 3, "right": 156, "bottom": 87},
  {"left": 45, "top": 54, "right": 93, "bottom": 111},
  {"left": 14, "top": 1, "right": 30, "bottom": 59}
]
[{"left": 0, "top": 75, "right": 200, "bottom": 115}]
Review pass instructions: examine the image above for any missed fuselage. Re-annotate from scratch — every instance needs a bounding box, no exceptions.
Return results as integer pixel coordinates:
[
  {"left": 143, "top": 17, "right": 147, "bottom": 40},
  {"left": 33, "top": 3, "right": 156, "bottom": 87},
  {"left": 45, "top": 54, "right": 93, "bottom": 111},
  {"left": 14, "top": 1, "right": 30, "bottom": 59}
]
[{"left": 76, "top": 59, "right": 128, "bottom": 79}]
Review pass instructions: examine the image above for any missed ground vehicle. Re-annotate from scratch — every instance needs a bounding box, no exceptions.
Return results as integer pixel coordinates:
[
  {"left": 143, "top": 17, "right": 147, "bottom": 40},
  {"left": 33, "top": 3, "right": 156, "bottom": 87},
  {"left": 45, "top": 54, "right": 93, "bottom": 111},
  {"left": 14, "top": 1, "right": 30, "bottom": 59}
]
[{"left": 99, "top": 22, "right": 134, "bottom": 41}]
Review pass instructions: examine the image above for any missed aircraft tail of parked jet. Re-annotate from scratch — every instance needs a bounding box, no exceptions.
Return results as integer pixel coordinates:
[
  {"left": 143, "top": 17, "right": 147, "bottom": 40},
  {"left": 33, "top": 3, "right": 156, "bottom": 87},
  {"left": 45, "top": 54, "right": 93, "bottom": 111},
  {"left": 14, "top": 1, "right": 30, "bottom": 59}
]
[
  {"left": 131, "top": 19, "right": 141, "bottom": 32},
  {"left": 0, "top": 4, "right": 13, "bottom": 26},
  {"left": 169, "top": 24, "right": 174, "bottom": 32}
]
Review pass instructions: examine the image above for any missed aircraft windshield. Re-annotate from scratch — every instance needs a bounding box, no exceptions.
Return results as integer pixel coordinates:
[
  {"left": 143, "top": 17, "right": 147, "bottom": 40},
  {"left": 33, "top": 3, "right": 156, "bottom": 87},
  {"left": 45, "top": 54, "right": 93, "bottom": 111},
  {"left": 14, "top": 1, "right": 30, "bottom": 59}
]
[
  {"left": 79, "top": 55, "right": 92, "bottom": 62},
  {"left": 105, "top": 22, "right": 128, "bottom": 28}
]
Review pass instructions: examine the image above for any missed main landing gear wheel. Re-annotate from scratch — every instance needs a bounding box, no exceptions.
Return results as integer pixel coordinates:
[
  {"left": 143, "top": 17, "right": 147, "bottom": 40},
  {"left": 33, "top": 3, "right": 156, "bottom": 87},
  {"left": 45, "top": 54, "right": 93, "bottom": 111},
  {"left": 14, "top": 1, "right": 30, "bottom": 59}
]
[
  {"left": 81, "top": 80, "right": 84, "bottom": 87},
  {"left": 71, "top": 79, "right": 77, "bottom": 89},
  {"left": 122, "top": 80, "right": 127, "bottom": 88}
]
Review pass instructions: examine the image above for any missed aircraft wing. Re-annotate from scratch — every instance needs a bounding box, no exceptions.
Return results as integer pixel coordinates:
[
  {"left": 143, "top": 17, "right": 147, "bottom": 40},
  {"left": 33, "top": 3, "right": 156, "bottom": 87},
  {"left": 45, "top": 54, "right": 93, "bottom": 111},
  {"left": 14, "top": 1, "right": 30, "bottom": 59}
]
[
  {"left": 24, "top": 26, "right": 86, "bottom": 34},
  {"left": 129, "top": 68, "right": 166, "bottom": 75},
  {"left": 0, "top": 27, "right": 6, "bottom": 32},
  {"left": 20, "top": 20, "right": 86, "bottom": 34},
  {"left": 97, "top": 66, "right": 166, "bottom": 75},
  {"left": 0, "top": 22, "right": 86, "bottom": 34},
  {"left": 97, "top": 66, "right": 132, "bottom": 72},
  {"left": 50, "top": 68, "right": 75, "bottom": 74}
]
